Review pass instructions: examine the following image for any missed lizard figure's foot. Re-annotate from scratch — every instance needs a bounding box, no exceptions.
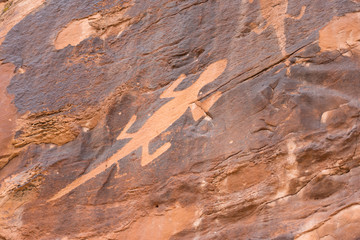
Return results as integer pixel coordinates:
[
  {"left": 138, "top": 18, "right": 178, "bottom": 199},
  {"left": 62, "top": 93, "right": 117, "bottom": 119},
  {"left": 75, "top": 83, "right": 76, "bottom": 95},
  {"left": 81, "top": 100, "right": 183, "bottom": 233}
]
[
  {"left": 141, "top": 142, "right": 172, "bottom": 166},
  {"left": 286, "top": 6, "right": 306, "bottom": 20},
  {"left": 117, "top": 115, "right": 137, "bottom": 140}
]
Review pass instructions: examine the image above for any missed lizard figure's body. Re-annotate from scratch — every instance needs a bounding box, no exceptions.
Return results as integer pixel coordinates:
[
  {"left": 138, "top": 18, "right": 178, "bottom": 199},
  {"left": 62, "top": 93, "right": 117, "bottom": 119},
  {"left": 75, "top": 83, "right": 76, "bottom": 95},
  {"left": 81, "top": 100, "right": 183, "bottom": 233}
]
[{"left": 49, "top": 59, "right": 227, "bottom": 202}]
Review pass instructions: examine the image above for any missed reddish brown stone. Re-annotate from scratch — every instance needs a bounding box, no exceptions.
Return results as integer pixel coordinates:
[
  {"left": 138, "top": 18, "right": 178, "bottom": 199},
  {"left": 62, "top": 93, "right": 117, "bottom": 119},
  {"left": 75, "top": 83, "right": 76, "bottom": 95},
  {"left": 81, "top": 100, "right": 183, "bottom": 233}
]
[
  {"left": 0, "top": 62, "right": 16, "bottom": 168},
  {"left": 0, "top": 0, "right": 360, "bottom": 239}
]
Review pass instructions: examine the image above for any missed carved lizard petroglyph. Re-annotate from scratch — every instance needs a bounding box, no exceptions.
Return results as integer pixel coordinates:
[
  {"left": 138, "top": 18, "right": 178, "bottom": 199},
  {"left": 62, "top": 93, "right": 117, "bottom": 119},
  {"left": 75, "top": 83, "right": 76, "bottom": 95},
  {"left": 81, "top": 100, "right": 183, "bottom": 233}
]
[
  {"left": 48, "top": 59, "right": 227, "bottom": 202},
  {"left": 250, "top": 0, "right": 306, "bottom": 56}
]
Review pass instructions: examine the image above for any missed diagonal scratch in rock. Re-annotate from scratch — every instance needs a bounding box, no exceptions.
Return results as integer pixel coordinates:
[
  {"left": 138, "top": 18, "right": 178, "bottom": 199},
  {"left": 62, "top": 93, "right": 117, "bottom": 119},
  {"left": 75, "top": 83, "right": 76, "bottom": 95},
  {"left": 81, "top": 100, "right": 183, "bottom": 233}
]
[
  {"left": 207, "top": 150, "right": 245, "bottom": 172},
  {"left": 141, "top": 0, "right": 209, "bottom": 33},
  {"left": 295, "top": 202, "right": 360, "bottom": 239},
  {"left": 262, "top": 173, "right": 319, "bottom": 207},
  {"left": 197, "top": 41, "right": 314, "bottom": 102}
]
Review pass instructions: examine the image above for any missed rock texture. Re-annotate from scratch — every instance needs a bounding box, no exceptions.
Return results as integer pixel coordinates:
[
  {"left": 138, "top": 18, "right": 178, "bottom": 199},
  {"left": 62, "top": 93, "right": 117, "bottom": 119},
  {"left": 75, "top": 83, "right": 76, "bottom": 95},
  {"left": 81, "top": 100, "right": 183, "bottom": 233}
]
[{"left": 0, "top": 0, "right": 360, "bottom": 239}]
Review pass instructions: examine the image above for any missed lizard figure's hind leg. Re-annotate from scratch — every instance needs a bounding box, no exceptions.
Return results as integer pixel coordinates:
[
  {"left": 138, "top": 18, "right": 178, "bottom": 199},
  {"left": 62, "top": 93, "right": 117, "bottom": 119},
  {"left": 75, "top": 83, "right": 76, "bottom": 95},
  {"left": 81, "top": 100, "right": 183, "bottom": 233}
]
[
  {"left": 141, "top": 142, "right": 172, "bottom": 166},
  {"left": 253, "top": 21, "right": 270, "bottom": 35},
  {"left": 117, "top": 115, "right": 137, "bottom": 140}
]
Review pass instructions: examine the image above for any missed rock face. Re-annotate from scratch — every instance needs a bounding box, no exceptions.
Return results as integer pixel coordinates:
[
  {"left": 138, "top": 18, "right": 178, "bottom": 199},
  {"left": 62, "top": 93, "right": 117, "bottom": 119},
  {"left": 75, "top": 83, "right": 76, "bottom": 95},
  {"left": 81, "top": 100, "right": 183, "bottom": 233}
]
[{"left": 0, "top": 0, "right": 360, "bottom": 239}]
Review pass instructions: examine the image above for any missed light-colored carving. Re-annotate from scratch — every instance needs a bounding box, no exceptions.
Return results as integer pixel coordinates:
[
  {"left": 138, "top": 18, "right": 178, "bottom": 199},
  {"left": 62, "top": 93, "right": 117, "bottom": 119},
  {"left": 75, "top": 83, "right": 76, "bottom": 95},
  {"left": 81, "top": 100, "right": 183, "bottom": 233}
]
[
  {"left": 54, "top": 3, "right": 138, "bottom": 50},
  {"left": 319, "top": 12, "right": 360, "bottom": 55},
  {"left": 48, "top": 59, "right": 227, "bottom": 202},
  {"left": 54, "top": 15, "right": 100, "bottom": 50},
  {"left": 190, "top": 91, "right": 222, "bottom": 121},
  {"left": 251, "top": 0, "right": 306, "bottom": 56}
]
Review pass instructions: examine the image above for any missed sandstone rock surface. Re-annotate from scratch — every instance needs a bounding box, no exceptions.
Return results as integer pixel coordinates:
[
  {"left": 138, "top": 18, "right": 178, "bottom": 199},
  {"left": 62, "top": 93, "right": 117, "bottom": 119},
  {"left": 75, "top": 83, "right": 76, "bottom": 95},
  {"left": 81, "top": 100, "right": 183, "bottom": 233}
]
[{"left": 0, "top": 0, "right": 360, "bottom": 239}]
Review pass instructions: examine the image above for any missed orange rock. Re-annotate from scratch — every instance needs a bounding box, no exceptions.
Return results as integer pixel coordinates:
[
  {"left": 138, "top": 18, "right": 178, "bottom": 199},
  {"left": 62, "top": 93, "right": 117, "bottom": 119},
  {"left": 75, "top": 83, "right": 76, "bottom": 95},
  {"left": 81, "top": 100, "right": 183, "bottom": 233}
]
[
  {"left": 0, "top": 0, "right": 360, "bottom": 239},
  {"left": 0, "top": 63, "right": 16, "bottom": 167}
]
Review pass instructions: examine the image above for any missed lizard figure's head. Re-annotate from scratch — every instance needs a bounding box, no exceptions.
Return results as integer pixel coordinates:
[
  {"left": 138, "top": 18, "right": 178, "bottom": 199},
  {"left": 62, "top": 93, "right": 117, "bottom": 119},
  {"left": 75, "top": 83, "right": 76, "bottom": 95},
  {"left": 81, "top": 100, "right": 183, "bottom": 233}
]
[
  {"left": 191, "top": 59, "right": 227, "bottom": 95},
  {"left": 160, "top": 59, "right": 227, "bottom": 99}
]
